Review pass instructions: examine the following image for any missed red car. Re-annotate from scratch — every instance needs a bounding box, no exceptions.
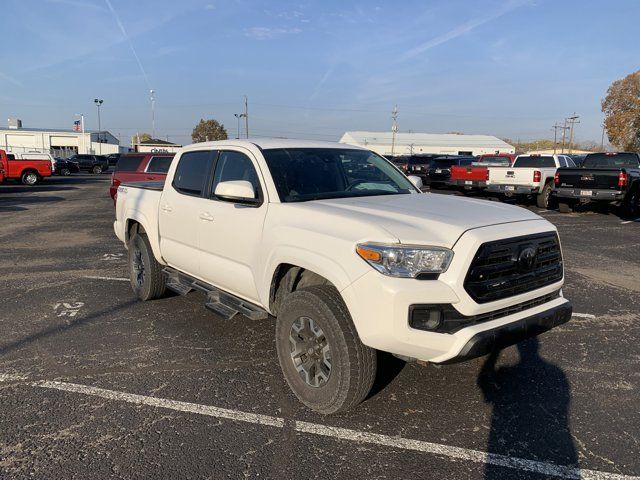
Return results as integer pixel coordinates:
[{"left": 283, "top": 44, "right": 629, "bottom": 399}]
[
  {"left": 110, "top": 153, "right": 175, "bottom": 202},
  {"left": 449, "top": 153, "right": 516, "bottom": 191},
  {"left": 0, "top": 149, "right": 53, "bottom": 185}
]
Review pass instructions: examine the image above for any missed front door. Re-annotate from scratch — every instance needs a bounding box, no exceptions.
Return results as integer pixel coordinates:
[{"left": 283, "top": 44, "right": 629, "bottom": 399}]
[
  {"left": 159, "top": 150, "right": 216, "bottom": 277},
  {"left": 197, "top": 149, "right": 268, "bottom": 303}
]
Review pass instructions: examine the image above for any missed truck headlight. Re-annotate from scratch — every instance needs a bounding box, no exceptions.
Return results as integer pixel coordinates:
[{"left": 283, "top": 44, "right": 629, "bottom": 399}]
[{"left": 356, "top": 243, "right": 453, "bottom": 278}]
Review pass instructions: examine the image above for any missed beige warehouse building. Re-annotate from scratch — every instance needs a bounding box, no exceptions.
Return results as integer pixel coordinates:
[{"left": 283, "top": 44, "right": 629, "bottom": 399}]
[{"left": 339, "top": 131, "right": 514, "bottom": 156}]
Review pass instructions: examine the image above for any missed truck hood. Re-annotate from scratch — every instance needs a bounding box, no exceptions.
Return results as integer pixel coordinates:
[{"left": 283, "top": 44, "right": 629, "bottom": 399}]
[{"left": 303, "top": 193, "right": 543, "bottom": 247}]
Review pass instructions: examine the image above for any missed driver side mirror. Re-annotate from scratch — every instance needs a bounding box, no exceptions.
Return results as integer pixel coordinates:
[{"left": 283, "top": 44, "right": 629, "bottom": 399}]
[
  {"left": 407, "top": 175, "right": 423, "bottom": 190},
  {"left": 214, "top": 180, "right": 260, "bottom": 205}
]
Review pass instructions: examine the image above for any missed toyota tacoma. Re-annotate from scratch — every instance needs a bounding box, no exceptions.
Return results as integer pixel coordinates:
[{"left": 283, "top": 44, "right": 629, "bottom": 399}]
[{"left": 114, "top": 139, "right": 572, "bottom": 414}]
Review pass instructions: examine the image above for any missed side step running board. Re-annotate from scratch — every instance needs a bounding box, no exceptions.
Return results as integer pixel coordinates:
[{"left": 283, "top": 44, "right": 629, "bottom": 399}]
[{"left": 162, "top": 267, "right": 268, "bottom": 321}]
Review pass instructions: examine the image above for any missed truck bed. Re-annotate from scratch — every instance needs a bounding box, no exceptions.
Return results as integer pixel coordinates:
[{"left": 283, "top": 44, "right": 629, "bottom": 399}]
[{"left": 556, "top": 167, "right": 627, "bottom": 190}]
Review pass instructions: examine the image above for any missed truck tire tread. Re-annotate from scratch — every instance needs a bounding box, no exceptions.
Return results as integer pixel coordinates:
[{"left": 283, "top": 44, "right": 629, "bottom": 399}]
[
  {"left": 129, "top": 232, "right": 166, "bottom": 301},
  {"left": 276, "top": 285, "right": 376, "bottom": 414}
]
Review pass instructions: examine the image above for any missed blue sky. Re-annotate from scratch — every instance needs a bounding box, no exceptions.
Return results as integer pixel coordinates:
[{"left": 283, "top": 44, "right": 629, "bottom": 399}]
[{"left": 1, "top": 0, "right": 638, "bottom": 145}]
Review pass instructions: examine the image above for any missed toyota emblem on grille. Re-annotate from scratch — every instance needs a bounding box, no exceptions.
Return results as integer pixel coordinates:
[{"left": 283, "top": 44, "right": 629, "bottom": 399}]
[{"left": 517, "top": 246, "right": 537, "bottom": 272}]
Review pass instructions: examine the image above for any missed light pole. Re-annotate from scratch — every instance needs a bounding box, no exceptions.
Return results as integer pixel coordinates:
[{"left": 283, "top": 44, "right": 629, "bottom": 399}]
[
  {"left": 75, "top": 113, "right": 85, "bottom": 154},
  {"left": 244, "top": 95, "right": 249, "bottom": 138},
  {"left": 150, "top": 90, "right": 156, "bottom": 139},
  {"left": 94, "top": 98, "right": 103, "bottom": 154},
  {"left": 234, "top": 113, "right": 246, "bottom": 139}
]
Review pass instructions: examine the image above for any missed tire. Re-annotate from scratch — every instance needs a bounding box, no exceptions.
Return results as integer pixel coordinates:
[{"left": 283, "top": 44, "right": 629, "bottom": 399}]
[
  {"left": 92, "top": 165, "right": 103, "bottom": 174},
  {"left": 275, "top": 285, "right": 376, "bottom": 414},
  {"left": 622, "top": 188, "right": 639, "bottom": 218},
  {"left": 558, "top": 202, "right": 574, "bottom": 213},
  {"left": 21, "top": 171, "right": 39, "bottom": 185},
  {"left": 60, "top": 168, "right": 71, "bottom": 176},
  {"left": 128, "top": 232, "right": 166, "bottom": 301},
  {"left": 536, "top": 182, "right": 552, "bottom": 209}
]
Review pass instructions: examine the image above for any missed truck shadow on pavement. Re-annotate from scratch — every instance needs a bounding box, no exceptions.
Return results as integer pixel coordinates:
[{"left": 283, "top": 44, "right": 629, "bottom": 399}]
[
  {"left": 0, "top": 195, "right": 67, "bottom": 211},
  {"left": 477, "top": 338, "right": 578, "bottom": 479}
]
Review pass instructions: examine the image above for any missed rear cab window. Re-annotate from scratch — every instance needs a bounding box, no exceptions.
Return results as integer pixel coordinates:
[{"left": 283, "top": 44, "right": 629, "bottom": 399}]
[
  {"left": 116, "top": 155, "right": 145, "bottom": 172},
  {"left": 145, "top": 156, "right": 174, "bottom": 174},
  {"left": 582, "top": 153, "right": 640, "bottom": 169},
  {"left": 513, "top": 156, "right": 556, "bottom": 168}
]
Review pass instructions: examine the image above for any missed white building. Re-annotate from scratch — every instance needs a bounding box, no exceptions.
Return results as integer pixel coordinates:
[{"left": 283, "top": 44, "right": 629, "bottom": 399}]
[
  {"left": 134, "top": 138, "right": 182, "bottom": 153},
  {"left": 0, "top": 120, "right": 122, "bottom": 157},
  {"left": 339, "top": 131, "right": 514, "bottom": 156}
]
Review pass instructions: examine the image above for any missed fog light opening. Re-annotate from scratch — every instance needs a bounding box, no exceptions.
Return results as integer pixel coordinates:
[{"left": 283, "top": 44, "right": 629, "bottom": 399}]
[{"left": 410, "top": 308, "right": 443, "bottom": 331}]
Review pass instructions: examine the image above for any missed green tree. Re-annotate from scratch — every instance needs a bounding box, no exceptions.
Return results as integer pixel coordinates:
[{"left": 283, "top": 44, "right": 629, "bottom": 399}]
[
  {"left": 191, "top": 119, "right": 228, "bottom": 143},
  {"left": 601, "top": 70, "right": 640, "bottom": 152},
  {"left": 138, "top": 133, "right": 153, "bottom": 142}
]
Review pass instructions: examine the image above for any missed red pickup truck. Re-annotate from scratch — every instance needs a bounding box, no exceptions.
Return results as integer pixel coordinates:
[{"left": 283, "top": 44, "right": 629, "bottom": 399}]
[
  {"left": 109, "top": 153, "right": 174, "bottom": 202},
  {"left": 0, "top": 149, "right": 53, "bottom": 185},
  {"left": 448, "top": 153, "right": 516, "bottom": 191}
]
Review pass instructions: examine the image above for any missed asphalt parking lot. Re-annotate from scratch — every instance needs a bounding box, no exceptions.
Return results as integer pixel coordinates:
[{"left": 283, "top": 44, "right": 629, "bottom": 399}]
[{"left": 1, "top": 175, "right": 638, "bottom": 480}]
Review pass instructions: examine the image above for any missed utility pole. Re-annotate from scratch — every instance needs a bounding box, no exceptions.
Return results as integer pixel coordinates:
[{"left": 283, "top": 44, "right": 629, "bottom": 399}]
[
  {"left": 150, "top": 90, "right": 156, "bottom": 139},
  {"left": 552, "top": 122, "right": 568, "bottom": 154},
  {"left": 566, "top": 113, "right": 580, "bottom": 154},
  {"left": 600, "top": 123, "right": 606, "bottom": 151},
  {"left": 390, "top": 105, "right": 398, "bottom": 156},
  {"left": 94, "top": 98, "right": 103, "bottom": 154},
  {"left": 560, "top": 119, "right": 568, "bottom": 153},
  {"left": 244, "top": 95, "right": 249, "bottom": 138}
]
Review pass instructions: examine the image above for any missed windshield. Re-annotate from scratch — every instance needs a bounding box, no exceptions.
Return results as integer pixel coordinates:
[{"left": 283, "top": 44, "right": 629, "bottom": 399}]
[
  {"left": 514, "top": 156, "right": 555, "bottom": 168},
  {"left": 582, "top": 153, "right": 640, "bottom": 169},
  {"left": 262, "top": 148, "right": 417, "bottom": 202}
]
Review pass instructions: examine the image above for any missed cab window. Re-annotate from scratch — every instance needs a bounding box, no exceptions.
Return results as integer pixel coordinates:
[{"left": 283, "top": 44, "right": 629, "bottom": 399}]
[{"left": 211, "top": 151, "right": 262, "bottom": 199}]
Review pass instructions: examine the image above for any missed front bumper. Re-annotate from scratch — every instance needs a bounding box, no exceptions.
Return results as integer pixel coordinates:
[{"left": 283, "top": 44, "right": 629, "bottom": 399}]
[
  {"left": 486, "top": 184, "right": 538, "bottom": 195},
  {"left": 554, "top": 187, "right": 624, "bottom": 202},
  {"left": 340, "top": 220, "right": 566, "bottom": 364},
  {"left": 438, "top": 301, "right": 572, "bottom": 364}
]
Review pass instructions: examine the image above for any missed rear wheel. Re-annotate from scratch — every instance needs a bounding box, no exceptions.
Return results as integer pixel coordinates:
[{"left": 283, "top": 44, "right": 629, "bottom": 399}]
[
  {"left": 92, "top": 165, "right": 103, "bottom": 174},
  {"left": 558, "top": 202, "right": 574, "bottom": 213},
  {"left": 536, "top": 182, "right": 553, "bottom": 209},
  {"left": 21, "top": 171, "right": 39, "bottom": 185},
  {"left": 128, "top": 232, "right": 166, "bottom": 301},
  {"left": 60, "top": 167, "right": 71, "bottom": 176},
  {"left": 622, "top": 188, "right": 639, "bottom": 218},
  {"left": 276, "top": 285, "right": 376, "bottom": 414}
]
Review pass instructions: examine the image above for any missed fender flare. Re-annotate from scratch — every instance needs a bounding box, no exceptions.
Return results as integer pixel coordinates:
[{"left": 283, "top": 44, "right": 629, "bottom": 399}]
[{"left": 124, "top": 210, "right": 164, "bottom": 263}]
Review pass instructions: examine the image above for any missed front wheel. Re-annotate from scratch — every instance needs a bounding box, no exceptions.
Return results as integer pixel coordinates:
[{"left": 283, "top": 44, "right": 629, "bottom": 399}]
[
  {"left": 21, "top": 171, "right": 39, "bottom": 185},
  {"left": 128, "top": 232, "right": 166, "bottom": 301},
  {"left": 275, "top": 285, "right": 376, "bottom": 414},
  {"left": 60, "top": 167, "right": 71, "bottom": 176},
  {"left": 92, "top": 165, "right": 103, "bottom": 174}
]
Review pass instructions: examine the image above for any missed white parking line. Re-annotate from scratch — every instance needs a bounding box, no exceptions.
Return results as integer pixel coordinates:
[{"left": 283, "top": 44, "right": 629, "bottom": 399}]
[
  {"left": 82, "top": 276, "right": 129, "bottom": 282},
  {"left": 16, "top": 378, "right": 633, "bottom": 480},
  {"left": 572, "top": 313, "right": 596, "bottom": 319}
]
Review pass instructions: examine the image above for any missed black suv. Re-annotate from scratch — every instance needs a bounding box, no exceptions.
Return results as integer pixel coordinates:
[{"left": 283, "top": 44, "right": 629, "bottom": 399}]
[
  {"left": 69, "top": 154, "right": 110, "bottom": 174},
  {"left": 390, "top": 154, "right": 442, "bottom": 181},
  {"left": 427, "top": 155, "right": 476, "bottom": 187}
]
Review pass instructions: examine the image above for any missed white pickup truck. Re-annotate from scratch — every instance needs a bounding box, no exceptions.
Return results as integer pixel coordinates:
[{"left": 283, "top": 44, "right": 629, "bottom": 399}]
[
  {"left": 114, "top": 139, "right": 572, "bottom": 414},
  {"left": 486, "top": 154, "right": 577, "bottom": 208}
]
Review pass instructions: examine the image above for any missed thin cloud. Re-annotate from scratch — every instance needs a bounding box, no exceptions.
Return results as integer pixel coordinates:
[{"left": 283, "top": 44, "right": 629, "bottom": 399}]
[
  {"left": 104, "top": 0, "right": 152, "bottom": 90},
  {"left": 308, "top": 66, "right": 335, "bottom": 103},
  {"left": 0, "top": 71, "right": 22, "bottom": 87},
  {"left": 399, "top": 0, "right": 529, "bottom": 62},
  {"left": 244, "top": 27, "right": 302, "bottom": 40}
]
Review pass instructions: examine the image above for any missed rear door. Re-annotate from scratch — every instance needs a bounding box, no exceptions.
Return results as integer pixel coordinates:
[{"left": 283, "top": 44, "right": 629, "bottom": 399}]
[
  {"left": 159, "top": 150, "right": 216, "bottom": 277},
  {"left": 197, "top": 148, "right": 267, "bottom": 302}
]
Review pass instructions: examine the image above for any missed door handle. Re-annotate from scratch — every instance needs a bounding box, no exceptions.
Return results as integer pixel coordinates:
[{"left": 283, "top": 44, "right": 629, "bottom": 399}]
[
  {"left": 199, "top": 212, "right": 214, "bottom": 222},
  {"left": 161, "top": 204, "right": 173, "bottom": 213}
]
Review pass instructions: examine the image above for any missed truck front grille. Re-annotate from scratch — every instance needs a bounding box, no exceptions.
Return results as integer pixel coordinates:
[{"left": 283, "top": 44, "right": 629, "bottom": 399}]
[{"left": 464, "top": 232, "right": 563, "bottom": 303}]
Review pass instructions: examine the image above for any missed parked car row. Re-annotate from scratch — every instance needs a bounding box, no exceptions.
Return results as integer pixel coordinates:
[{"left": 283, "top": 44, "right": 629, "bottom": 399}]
[{"left": 387, "top": 151, "right": 640, "bottom": 216}]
